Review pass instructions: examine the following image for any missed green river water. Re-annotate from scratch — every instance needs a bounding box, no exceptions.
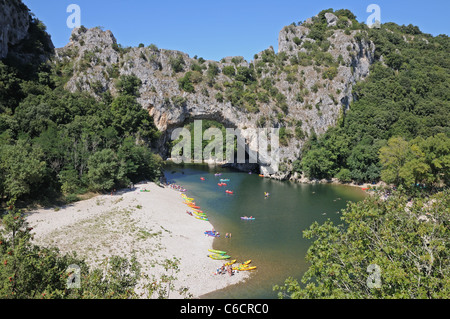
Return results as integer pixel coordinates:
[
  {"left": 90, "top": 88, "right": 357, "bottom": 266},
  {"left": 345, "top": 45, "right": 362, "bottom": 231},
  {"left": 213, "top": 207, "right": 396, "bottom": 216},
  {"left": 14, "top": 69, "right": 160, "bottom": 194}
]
[{"left": 164, "top": 164, "right": 367, "bottom": 299}]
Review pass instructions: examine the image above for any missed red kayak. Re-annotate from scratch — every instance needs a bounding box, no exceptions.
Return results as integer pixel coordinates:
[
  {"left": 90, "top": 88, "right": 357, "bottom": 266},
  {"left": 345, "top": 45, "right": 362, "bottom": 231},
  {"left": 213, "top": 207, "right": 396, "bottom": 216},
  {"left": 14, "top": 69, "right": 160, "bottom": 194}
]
[
  {"left": 201, "top": 177, "right": 205, "bottom": 181},
  {"left": 226, "top": 190, "right": 234, "bottom": 194}
]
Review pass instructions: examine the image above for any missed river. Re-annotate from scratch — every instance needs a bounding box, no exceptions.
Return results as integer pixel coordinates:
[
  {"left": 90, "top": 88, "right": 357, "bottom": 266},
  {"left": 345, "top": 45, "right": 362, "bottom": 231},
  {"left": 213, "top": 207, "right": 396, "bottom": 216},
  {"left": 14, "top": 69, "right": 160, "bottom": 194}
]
[{"left": 163, "top": 163, "right": 367, "bottom": 299}]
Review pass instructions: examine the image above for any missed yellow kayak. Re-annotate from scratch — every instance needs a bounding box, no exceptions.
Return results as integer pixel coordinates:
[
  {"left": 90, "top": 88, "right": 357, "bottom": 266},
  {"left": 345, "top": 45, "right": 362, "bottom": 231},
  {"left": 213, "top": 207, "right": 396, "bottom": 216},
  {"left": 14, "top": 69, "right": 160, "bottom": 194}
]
[
  {"left": 233, "top": 260, "right": 251, "bottom": 270},
  {"left": 194, "top": 212, "right": 207, "bottom": 217},
  {"left": 238, "top": 266, "right": 257, "bottom": 271},
  {"left": 224, "top": 259, "right": 236, "bottom": 266}
]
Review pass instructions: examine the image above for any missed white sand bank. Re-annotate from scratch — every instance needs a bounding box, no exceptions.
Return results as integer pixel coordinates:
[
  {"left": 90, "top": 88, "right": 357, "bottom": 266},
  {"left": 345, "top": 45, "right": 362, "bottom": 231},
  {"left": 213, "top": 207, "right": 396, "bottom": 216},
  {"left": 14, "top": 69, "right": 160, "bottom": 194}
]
[{"left": 25, "top": 182, "right": 249, "bottom": 298}]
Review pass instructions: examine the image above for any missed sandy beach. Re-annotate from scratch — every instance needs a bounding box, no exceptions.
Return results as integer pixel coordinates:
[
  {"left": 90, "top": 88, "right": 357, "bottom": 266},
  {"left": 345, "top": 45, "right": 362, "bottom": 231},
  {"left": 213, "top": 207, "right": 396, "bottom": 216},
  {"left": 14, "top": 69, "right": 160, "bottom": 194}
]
[{"left": 25, "top": 182, "right": 250, "bottom": 298}]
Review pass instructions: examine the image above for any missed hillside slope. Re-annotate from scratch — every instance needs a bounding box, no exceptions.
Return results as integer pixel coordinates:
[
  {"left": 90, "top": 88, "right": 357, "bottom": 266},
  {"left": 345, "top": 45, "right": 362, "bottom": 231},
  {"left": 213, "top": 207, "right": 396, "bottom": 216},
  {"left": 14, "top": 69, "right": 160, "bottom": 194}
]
[{"left": 54, "top": 9, "right": 376, "bottom": 175}]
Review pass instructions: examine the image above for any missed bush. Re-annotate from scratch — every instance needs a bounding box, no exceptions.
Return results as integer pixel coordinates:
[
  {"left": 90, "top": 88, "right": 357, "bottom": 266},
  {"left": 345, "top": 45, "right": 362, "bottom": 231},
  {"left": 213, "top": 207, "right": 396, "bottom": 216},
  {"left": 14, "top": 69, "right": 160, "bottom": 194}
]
[
  {"left": 322, "top": 66, "right": 338, "bottom": 80},
  {"left": 87, "top": 149, "right": 126, "bottom": 192},
  {"left": 169, "top": 55, "right": 185, "bottom": 73},
  {"left": 178, "top": 72, "right": 195, "bottom": 93},
  {"left": 293, "top": 37, "right": 302, "bottom": 46},
  {"left": 215, "top": 92, "right": 224, "bottom": 103},
  {"left": 336, "top": 168, "right": 352, "bottom": 183},
  {"left": 115, "top": 74, "right": 142, "bottom": 97},
  {"left": 222, "top": 65, "right": 236, "bottom": 77}
]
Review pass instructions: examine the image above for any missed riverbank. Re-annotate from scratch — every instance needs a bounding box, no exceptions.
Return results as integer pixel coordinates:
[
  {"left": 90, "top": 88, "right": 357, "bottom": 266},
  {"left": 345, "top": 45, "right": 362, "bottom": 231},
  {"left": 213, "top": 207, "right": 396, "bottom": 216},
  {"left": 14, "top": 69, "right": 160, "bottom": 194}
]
[
  {"left": 260, "top": 171, "right": 386, "bottom": 194},
  {"left": 25, "top": 182, "right": 250, "bottom": 298}
]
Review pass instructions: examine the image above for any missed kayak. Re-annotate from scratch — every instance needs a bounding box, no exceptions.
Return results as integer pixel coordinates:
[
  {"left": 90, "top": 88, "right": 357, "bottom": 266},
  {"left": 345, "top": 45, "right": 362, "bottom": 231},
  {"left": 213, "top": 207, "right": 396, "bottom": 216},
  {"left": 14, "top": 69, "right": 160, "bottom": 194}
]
[
  {"left": 241, "top": 217, "right": 255, "bottom": 220},
  {"left": 218, "top": 183, "right": 225, "bottom": 186},
  {"left": 214, "top": 173, "right": 222, "bottom": 176},
  {"left": 224, "top": 259, "right": 237, "bottom": 266},
  {"left": 188, "top": 205, "right": 201, "bottom": 209},
  {"left": 209, "top": 254, "right": 231, "bottom": 260},
  {"left": 208, "top": 249, "right": 227, "bottom": 255},
  {"left": 238, "top": 266, "right": 257, "bottom": 271},
  {"left": 204, "top": 232, "right": 220, "bottom": 237},
  {"left": 259, "top": 174, "right": 264, "bottom": 177},
  {"left": 226, "top": 190, "right": 234, "bottom": 194},
  {"left": 196, "top": 216, "right": 208, "bottom": 221},
  {"left": 140, "top": 190, "right": 150, "bottom": 192},
  {"left": 194, "top": 212, "right": 207, "bottom": 217},
  {"left": 200, "top": 177, "right": 205, "bottom": 181},
  {"left": 193, "top": 209, "right": 204, "bottom": 213},
  {"left": 233, "top": 261, "right": 252, "bottom": 270},
  {"left": 220, "top": 179, "right": 230, "bottom": 182}
]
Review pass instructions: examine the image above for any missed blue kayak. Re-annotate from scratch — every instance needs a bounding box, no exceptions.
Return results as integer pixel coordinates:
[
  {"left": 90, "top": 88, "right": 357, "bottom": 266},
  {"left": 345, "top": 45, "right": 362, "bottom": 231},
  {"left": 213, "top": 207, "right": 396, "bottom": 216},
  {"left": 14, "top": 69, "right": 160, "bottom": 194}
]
[{"left": 204, "top": 231, "right": 220, "bottom": 237}]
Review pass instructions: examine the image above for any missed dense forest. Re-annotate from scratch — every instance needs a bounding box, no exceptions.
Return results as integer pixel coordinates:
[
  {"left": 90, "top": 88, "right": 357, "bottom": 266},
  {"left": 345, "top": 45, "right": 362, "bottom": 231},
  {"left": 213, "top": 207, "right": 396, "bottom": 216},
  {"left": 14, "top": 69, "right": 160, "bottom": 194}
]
[
  {"left": 297, "top": 14, "right": 449, "bottom": 189},
  {"left": 0, "top": 16, "right": 163, "bottom": 206},
  {"left": 0, "top": 11, "right": 172, "bottom": 299}
]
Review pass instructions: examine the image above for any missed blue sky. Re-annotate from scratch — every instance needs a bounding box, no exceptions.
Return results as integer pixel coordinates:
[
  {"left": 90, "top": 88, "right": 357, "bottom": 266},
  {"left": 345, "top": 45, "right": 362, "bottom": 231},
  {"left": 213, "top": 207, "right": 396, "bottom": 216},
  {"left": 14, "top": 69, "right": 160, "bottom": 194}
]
[{"left": 23, "top": 0, "right": 449, "bottom": 61}]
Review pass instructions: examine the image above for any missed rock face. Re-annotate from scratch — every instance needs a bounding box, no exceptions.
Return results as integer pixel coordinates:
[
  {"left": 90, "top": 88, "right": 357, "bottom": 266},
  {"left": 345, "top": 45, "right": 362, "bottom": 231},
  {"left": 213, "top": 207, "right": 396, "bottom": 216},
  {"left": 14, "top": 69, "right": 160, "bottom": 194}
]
[
  {"left": 55, "top": 13, "right": 375, "bottom": 177},
  {"left": 0, "top": 0, "right": 30, "bottom": 59}
]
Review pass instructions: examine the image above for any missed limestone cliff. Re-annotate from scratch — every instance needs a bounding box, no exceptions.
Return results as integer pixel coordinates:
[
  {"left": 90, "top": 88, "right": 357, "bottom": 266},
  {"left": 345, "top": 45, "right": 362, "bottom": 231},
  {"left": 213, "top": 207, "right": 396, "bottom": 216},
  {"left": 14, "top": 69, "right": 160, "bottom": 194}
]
[
  {"left": 0, "top": 0, "right": 30, "bottom": 59},
  {"left": 55, "top": 11, "right": 376, "bottom": 177},
  {"left": 0, "top": 0, "right": 54, "bottom": 65}
]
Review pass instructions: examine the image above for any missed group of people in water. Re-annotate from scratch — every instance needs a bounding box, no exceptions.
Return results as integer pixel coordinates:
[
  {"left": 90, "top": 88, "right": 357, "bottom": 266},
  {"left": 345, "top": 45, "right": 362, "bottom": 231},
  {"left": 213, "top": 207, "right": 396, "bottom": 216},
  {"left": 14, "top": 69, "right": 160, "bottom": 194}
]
[{"left": 208, "top": 229, "right": 232, "bottom": 239}]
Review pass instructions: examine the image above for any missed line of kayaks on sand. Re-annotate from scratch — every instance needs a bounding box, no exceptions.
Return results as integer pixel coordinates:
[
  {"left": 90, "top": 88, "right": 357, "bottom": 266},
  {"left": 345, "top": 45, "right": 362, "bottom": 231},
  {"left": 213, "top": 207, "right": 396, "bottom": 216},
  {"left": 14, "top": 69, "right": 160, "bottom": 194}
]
[
  {"left": 182, "top": 194, "right": 209, "bottom": 221},
  {"left": 180, "top": 176, "right": 257, "bottom": 273}
]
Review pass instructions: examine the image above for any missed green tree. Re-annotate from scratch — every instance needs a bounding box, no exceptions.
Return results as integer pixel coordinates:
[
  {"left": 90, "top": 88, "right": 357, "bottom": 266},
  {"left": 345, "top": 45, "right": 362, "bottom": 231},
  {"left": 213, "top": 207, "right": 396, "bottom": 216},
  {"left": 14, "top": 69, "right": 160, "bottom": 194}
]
[
  {"left": 0, "top": 201, "right": 142, "bottom": 299},
  {"left": 178, "top": 72, "right": 195, "bottom": 93},
  {"left": 87, "top": 149, "right": 126, "bottom": 191},
  {"left": 222, "top": 65, "right": 236, "bottom": 77},
  {"left": 335, "top": 168, "right": 352, "bottom": 183},
  {"left": 0, "top": 62, "right": 23, "bottom": 113},
  {"left": 380, "top": 135, "right": 449, "bottom": 188},
  {"left": 115, "top": 74, "right": 142, "bottom": 97},
  {"left": 169, "top": 55, "right": 185, "bottom": 73},
  {"left": 0, "top": 139, "right": 46, "bottom": 199},
  {"left": 379, "top": 137, "right": 410, "bottom": 185},
  {"left": 302, "top": 148, "right": 335, "bottom": 179},
  {"left": 275, "top": 190, "right": 450, "bottom": 299},
  {"left": 110, "top": 95, "right": 148, "bottom": 135}
]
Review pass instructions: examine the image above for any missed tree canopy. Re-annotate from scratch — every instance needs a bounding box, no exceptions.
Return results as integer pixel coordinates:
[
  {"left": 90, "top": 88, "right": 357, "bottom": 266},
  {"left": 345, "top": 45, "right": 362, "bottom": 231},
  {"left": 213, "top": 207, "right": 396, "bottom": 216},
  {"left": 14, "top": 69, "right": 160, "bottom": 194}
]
[
  {"left": 0, "top": 60, "right": 162, "bottom": 204},
  {"left": 275, "top": 189, "right": 450, "bottom": 299},
  {"left": 298, "top": 21, "right": 449, "bottom": 188}
]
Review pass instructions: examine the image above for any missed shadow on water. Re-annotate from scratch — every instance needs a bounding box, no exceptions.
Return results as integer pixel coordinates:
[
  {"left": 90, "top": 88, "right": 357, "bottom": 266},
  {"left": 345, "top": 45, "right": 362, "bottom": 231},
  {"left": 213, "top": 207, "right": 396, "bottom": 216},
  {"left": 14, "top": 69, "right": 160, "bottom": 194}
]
[{"left": 163, "top": 163, "right": 367, "bottom": 299}]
